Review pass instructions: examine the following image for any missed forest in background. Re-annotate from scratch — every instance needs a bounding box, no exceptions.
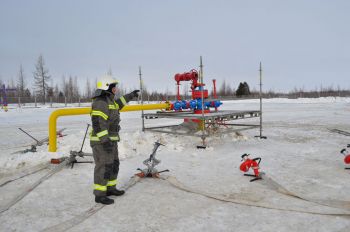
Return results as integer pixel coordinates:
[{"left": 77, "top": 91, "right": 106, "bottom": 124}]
[{"left": 1, "top": 55, "right": 350, "bottom": 105}]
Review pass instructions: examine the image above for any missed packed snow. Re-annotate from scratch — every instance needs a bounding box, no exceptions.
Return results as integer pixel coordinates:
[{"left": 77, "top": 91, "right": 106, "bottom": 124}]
[{"left": 0, "top": 97, "right": 350, "bottom": 232}]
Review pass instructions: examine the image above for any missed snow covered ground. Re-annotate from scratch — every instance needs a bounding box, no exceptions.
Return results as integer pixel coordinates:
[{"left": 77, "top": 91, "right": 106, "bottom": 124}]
[{"left": 0, "top": 97, "right": 350, "bottom": 232}]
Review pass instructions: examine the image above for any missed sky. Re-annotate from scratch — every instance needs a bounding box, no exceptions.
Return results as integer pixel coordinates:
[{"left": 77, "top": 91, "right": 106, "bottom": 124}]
[{"left": 0, "top": 0, "right": 349, "bottom": 94}]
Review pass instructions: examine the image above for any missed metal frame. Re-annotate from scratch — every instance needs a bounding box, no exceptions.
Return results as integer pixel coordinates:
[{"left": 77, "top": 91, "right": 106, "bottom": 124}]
[
  {"left": 142, "top": 62, "right": 266, "bottom": 142},
  {"left": 144, "top": 110, "right": 260, "bottom": 120},
  {"left": 143, "top": 109, "right": 261, "bottom": 137}
]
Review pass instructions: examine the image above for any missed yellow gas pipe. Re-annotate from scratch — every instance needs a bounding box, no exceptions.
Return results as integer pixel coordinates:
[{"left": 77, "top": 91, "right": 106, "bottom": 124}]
[{"left": 48, "top": 103, "right": 170, "bottom": 152}]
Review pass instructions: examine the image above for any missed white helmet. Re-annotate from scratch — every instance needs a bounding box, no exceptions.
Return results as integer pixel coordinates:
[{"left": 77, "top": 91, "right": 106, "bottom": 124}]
[{"left": 96, "top": 75, "right": 119, "bottom": 90}]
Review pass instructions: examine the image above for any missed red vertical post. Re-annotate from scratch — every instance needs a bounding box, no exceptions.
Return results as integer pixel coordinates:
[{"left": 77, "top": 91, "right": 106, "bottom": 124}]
[
  {"left": 212, "top": 79, "right": 217, "bottom": 111},
  {"left": 212, "top": 79, "right": 217, "bottom": 98},
  {"left": 177, "top": 83, "right": 181, "bottom": 101}
]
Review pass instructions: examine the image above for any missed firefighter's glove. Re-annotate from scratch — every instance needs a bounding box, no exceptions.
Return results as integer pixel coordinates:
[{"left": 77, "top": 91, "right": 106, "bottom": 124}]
[
  {"left": 131, "top": 90, "right": 140, "bottom": 98},
  {"left": 102, "top": 139, "right": 114, "bottom": 153}
]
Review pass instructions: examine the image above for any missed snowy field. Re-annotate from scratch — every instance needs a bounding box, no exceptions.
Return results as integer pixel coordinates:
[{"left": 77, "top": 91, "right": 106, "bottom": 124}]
[{"left": 0, "top": 97, "right": 350, "bottom": 232}]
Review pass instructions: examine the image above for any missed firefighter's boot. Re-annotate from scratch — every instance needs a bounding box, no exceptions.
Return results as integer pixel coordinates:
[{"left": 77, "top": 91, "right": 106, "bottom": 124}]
[
  {"left": 107, "top": 188, "right": 125, "bottom": 196},
  {"left": 95, "top": 196, "right": 114, "bottom": 205}
]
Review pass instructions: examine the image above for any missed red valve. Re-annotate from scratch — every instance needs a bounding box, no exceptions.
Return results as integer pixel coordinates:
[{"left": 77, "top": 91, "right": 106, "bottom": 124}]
[
  {"left": 240, "top": 154, "right": 261, "bottom": 177},
  {"left": 174, "top": 70, "right": 199, "bottom": 90},
  {"left": 344, "top": 154, "right": 350, "bottom": 164}
]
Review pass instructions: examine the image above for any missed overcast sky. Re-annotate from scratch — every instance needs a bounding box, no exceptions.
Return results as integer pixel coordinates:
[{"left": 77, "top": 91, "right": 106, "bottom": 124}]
[{"left": 0, "top": 0, "right": 349, "bottom": 93}]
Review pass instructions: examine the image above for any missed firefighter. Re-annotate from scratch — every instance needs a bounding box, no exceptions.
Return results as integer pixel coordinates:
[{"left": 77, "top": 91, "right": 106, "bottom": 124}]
[{"left": 90, "top": 75, "right": 139, "bottom": 205}]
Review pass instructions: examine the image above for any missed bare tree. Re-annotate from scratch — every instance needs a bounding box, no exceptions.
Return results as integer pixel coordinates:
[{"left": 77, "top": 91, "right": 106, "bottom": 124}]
[
  {"left": 116, "top": 82, "right": 126, "bottom": 97},
  {"left": 226, "top": 84, "right": 233, "bottom": 96},
  {"left": 85, "top": 78, "right": 92, "bottom": 99},
  {"left": 218, "top": 80, "right": 227, "bottom": 96},
  {"left": 107, "top": 68, "right": 113, "bottom": 76},
  {"left": 53, "top": 84, "right": 59, "bottom": 101},
  {"left": 140, "top": 83, "right": 149, "bottom": 101},
  {"left": 183, "top": 83, "right": 189, "bottom": 99},
  {"left": 73, "top": 76, "right": 80, "bottom": 101},
  {"left": 33, "top": 55, "right": 51, "bottom": 104},
  {"left": 61, "top": 75, "right": 68, "bottom": 99},
  {"left": 47, "top": 87, "right": 54, "bottom": 99},
  {"left": 9, "top": 79, "right": 16, "bottom": 89},
  {"left": 17, "top": 64, "right": 26, "bottom": 97}
]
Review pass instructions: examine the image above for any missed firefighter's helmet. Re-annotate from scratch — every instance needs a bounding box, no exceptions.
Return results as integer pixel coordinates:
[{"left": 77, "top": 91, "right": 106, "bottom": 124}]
[{"left": 96, "top": 75, "right": 118, "bottom": 90}]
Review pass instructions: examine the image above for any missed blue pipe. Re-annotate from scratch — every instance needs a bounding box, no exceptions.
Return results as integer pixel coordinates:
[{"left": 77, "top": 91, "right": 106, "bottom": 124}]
[{"left": 172, "top": 99, "right": 222, "bottom": 111}]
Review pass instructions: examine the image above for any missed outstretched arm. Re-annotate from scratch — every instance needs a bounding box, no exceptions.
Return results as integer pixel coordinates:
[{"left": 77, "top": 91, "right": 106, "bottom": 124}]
[{"left": 115, "top": 90, "right": 140, "bottom": 110}]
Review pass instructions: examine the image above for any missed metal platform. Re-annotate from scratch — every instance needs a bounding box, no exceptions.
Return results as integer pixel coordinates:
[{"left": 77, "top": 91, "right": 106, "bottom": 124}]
[
  {"left": 143, "top": 110, "right": 262, "bottom": 137},
  {"left": 144, "top": 110, "right": 260, "bottom": 120}
]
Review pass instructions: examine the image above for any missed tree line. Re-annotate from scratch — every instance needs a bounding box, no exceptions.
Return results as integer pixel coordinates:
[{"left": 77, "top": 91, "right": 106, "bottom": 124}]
[
  {"left": 1, "top": 55, "right": 350, "bottom": 105},
  {"left": 1, "top": 55, "right": 92, "bottom": 104}
]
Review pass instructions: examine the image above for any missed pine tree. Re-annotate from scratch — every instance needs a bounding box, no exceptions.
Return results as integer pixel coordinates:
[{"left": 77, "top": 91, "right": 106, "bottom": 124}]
[
  {"left": 24, "top": 88, "right": 31, "bottom": 98},
  {"left": 33, "top": 55, "right": 51, "bottom": 104},
  {"left": 68, "top": 76, "right": 74, "bottom": 103},
  {"left": 236, "top": 82, "right": 251, "bottom": 97}
]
